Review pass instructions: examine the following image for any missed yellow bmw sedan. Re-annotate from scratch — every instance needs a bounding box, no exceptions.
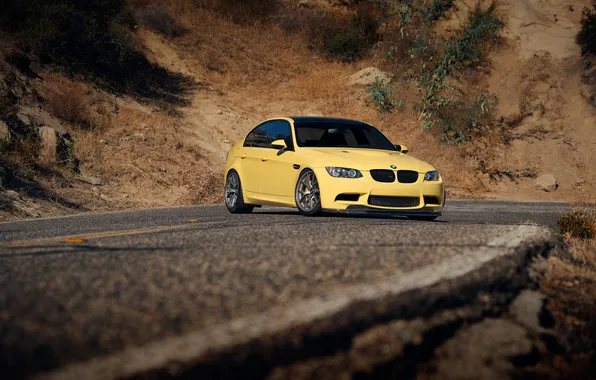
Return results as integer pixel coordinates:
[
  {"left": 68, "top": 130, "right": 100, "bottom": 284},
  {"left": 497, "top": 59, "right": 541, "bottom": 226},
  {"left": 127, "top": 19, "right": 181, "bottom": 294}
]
[{"left": 224, "top": 117, "right": 445, "bottom": 219}]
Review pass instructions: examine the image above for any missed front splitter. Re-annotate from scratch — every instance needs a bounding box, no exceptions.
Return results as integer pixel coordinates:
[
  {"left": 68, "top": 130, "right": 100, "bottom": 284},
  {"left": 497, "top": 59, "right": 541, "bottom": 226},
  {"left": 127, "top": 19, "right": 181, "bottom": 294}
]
[{"left": 323, "top": 205, "right": 442, "bottom": 217}]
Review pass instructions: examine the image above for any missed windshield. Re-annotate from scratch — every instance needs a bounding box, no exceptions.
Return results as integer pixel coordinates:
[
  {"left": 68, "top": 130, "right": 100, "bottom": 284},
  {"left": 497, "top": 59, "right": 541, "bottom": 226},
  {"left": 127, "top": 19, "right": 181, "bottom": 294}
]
[{"left": 294, "top": 121, "right": 396, "bottom": 151}]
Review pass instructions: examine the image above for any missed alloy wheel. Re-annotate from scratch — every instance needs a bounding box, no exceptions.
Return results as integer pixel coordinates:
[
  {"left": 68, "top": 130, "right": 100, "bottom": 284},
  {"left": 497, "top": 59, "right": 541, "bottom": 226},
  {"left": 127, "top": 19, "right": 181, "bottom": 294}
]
[
  {"left": 296, "top": 171, "right": 320, "bottom": 212},
  {"left": 225, "top": 171, "right": 239, "bottom": 208}
]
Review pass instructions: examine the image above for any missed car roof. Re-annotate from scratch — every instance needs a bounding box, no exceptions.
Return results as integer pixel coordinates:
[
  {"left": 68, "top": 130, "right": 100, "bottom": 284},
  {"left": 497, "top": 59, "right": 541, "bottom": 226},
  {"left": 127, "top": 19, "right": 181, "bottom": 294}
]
[{"left": 288, "top": 116, "right": 370, "bottom": 126}]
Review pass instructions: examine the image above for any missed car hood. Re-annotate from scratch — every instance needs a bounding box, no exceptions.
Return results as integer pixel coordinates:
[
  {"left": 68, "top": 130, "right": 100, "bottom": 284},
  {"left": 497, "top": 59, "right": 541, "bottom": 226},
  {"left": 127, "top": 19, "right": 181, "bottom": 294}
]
[{"left": 304, "top": 148, "right": 436, "bottom": 172}]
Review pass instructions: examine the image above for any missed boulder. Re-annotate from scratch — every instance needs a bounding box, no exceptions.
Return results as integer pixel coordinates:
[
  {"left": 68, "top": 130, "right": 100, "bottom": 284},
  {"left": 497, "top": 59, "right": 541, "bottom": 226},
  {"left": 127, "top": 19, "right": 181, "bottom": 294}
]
[
  {"left": 39, "top": 126, "right": 58, "bottom": 161},
  {"left": 534, "top": 173, "right": 558, "bottom": 192},
  {"left": 0, "top": 120, "right": 10, "bottom": 143},
  {"left": 348, "top": 67, "right": 394, "bottom": 87},
  {"left": 509, "top": 290, "right": 551, "bottom": 333},
  {"left": 19, "top": 106, "right": 67, "bottom": 133}
]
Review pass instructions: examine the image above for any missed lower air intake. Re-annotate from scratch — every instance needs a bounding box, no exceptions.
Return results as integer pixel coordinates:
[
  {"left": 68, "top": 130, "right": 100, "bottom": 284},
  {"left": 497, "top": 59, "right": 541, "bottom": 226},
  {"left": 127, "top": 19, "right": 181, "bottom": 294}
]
[
  {"left": 423, "top": 196, "right": 440, "bottom": 205},
  {"left": 368, "top": 196, "right": 420, "bottom": 208}
]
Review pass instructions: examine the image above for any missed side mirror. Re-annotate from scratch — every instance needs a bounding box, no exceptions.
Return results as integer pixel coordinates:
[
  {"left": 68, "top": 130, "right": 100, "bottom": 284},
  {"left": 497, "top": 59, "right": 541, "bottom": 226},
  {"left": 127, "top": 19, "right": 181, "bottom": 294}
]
[
  {"left": 271, "top": 139, "right": 287, "bottom": 150},
  {"left": 395, "top": 144, "right": 409, "bottom": 154}
]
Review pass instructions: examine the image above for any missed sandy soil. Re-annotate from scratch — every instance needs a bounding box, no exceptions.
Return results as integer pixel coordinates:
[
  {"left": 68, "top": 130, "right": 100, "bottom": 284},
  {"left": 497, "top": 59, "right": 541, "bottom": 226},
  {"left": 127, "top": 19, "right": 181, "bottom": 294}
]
[{"left": 484, "top": 0, "right": 596, "bottom": 201}]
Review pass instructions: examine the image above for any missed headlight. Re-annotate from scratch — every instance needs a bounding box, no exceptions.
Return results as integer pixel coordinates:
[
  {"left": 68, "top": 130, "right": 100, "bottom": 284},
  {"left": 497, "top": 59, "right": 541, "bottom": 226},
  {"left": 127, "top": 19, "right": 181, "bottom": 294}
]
[
  {"left": 424, "top": 170, "right": 440, "bottom": 181},
  {"left": 326, "top": 167, "right": 362, "bottom": 178}
]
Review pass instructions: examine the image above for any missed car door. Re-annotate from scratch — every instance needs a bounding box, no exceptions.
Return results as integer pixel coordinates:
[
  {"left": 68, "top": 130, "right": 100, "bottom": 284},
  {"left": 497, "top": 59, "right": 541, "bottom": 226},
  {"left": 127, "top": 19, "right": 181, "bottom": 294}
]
[
  {"left": 259, "top": 120, "right": 299, "bottom": 199},
  {"left": 241, "top": 123, "right": 272, "bottom": 194}
]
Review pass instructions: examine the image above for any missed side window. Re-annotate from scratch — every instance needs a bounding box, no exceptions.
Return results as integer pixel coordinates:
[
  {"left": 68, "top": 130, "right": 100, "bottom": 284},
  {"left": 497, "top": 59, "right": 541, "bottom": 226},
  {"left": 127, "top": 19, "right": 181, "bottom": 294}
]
[
  {"left": 266, "top": 120, "right": 294, "bottom": 150},
  {"left": 244, "top": 120, "right": 293, "bottom": 150},
  {"left": 244, "top": 124, "right": 268, "bottom": 147}
]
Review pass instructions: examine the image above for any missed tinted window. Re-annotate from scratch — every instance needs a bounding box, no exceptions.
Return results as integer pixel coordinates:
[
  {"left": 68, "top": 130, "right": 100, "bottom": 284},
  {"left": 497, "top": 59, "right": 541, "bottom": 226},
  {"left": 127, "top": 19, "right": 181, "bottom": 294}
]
[
  {"left": 294, "top": 121, "right": 396, "bottom": 151},
  {"left": 244, "top": 120, "right": 293, "bottom": 149}
]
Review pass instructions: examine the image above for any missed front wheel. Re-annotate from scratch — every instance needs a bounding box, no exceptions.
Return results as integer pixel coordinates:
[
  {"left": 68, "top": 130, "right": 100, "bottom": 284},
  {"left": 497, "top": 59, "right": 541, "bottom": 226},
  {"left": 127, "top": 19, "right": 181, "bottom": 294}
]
[
  {"left": 224, "top": 170, "right": 254, "bottom": 214},
  {"left": 295, "top": 169, "right": 322, "bottom": 216}
]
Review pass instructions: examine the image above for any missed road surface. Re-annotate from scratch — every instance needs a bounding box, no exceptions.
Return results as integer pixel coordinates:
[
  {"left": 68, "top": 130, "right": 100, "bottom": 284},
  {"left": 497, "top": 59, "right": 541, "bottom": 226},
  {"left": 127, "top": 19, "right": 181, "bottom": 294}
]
[{"left": 0, "top": 200, "right": 566, "bottom": 379}]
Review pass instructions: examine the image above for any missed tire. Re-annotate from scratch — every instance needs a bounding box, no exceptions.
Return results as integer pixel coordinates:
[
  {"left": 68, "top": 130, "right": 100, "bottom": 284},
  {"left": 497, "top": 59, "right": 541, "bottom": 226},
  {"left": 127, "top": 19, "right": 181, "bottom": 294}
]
[
  {"left": 295, "top": 169, "right": 322, "bottom": 216},
  {"left": 224, "top": 170, "right": 254, "bottom": 214},
  {"left": 407, "top": 215, "right": 438, "bottom": 221}
]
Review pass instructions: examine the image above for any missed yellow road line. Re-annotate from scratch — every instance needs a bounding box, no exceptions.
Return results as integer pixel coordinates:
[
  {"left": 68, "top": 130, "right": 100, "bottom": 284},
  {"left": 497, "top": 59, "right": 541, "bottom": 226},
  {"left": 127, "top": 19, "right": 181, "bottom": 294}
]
[{"left": 0, "top": 224, "right": 192, "bottom": 249}]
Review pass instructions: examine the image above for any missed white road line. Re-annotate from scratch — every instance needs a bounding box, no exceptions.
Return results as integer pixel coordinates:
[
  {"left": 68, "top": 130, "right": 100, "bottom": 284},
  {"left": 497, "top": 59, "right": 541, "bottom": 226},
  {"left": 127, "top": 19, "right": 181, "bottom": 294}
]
[{"left": 38, "top": 225, "right": 551, "bottom": 380}]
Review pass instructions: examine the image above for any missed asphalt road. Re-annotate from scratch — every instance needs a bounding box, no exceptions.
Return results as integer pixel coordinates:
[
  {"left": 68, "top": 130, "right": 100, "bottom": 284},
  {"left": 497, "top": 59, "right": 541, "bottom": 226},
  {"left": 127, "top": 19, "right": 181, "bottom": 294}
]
[{"left": 0, "top": 200, "right": 568, "bottom": 379}]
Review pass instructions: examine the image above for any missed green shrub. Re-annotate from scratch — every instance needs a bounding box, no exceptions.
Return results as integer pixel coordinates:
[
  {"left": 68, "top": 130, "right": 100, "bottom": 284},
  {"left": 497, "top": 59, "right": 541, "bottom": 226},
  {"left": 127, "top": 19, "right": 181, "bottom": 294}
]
[
  {"left": 366, "top": 80, "right": 396, "bottom": 113},
  {"left": 447, "top": 1, "right": 505, "bottom": 69},
  {"left": 323, "top": 25, "right": 368, "bottom": 61},
  {"left": 416, "top": 2, "right": 504, "bottom": 139},
  {"left": 577, "top": 5, "right": 596, "bottom": 56},
  {"left": 289, "top": 6, "right": 379, "bottom": 62},
  {"left": 422, "top": 0, "right": 455, "bottom": 24},
  {"left": 558, "top": 211, "right": 596, "bottom": 239}
]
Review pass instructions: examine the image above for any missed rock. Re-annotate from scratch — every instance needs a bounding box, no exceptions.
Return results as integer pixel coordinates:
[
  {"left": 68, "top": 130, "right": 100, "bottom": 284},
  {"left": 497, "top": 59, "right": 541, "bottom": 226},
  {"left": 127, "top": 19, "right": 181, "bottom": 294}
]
[
  {"left": 348, "top": 67, "right": 394, "bottom": 87},
  {"left": 9, "top": 196, "right": 42, "bottom": 218},
  {"left": 39, "top": 126, "right": 58, "bottom": 161},
  {"left": 82, "top": 175, "right": 104, "bottom": 186},
  {"left": 16, "top": 112, "right": 31, "bottom": 126},
  {"left": 509, "top": 290, "right": 550, "bottom": 333},
  {"left": 534, "top": 173, "right": 558, "bottom": 192},
  {"left": 298, "top": 0, "right": 331, "bottom": 9},
  {"left": 3, "top": 190, "right": 20, "bottom": 201},
  {"left": 19, "top": 106, "right": 67, "bottom": 133},
  {"left": 431, "top": 319, "right": 535, "bottom": 380},
  {"left": 0, "top": 120, "right": 10, "bottom": 143}
]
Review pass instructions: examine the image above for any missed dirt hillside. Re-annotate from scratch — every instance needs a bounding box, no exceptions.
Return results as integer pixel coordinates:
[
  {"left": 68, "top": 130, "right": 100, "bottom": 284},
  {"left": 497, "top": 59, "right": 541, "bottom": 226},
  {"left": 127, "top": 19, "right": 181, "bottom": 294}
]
[{"left": 0, "top": 0, "right": 594, "bottom": 221}]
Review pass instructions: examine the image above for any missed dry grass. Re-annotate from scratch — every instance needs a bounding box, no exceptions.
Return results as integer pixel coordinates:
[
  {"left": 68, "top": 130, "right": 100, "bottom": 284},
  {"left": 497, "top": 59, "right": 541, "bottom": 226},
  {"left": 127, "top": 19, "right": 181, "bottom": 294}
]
[
  {"left": 567, "top": 238, "right": 596, "bottom": 266},
  {"left": 45, "top": 77, "right": 112, "bottom": 131},
  {"left": 74, "top": 107, "right": 221, "bottom": 207},
  {"left": 151, "top": 0, "right": 312, "bottom": 89},
  {"left": 1, "top": 135, "right": 41, "bottom": 170},
  {"left": 540, "top": 213, "right": 596, "bottom": 377}
]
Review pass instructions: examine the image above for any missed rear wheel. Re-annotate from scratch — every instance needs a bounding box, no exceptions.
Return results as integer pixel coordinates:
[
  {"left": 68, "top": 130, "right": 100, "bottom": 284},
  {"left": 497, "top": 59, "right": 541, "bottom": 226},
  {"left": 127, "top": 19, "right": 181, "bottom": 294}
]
[
  {"left": 225, "top": 170, "right": 254, "bottom": 214},
  {"left": 295, "top": 169, "right": 322, "bottom": 216}
]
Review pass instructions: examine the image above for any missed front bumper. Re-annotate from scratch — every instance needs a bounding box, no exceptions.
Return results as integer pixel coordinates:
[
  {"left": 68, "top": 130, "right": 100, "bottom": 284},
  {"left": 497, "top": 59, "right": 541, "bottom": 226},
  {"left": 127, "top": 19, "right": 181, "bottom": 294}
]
[{"left": 314, "top": 167, "right": 445, "bottom": 214}]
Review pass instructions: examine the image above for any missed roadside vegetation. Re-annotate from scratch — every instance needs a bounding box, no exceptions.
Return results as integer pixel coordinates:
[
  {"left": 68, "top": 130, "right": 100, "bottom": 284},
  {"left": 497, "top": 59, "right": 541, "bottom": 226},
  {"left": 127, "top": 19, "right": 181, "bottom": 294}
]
[
  {"left": 540, "top": 209, "right": 596, "bottom": 376},
  {"left": 577, "top": 5, "right": 596, "bottom": 56},
  {"left": 378, "top": 1, "right": 504, "bottom": 141}
]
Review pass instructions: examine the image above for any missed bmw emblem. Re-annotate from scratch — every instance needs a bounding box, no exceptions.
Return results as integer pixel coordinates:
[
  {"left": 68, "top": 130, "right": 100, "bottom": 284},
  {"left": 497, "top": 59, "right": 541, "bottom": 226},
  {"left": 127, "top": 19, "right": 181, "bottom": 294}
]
[{"left": 390, "top": 165, "right": 397, "bottom": 169}]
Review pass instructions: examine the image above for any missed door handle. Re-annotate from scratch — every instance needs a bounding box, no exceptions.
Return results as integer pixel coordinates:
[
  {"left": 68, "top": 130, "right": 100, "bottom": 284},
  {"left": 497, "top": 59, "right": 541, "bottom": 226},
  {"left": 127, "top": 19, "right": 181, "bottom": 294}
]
[
  {"left": 239, "top": 154, "right": 247, "bottom": 159},
  {"left": 261, "top": 157, "right": 269, "bottom": 162}
]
